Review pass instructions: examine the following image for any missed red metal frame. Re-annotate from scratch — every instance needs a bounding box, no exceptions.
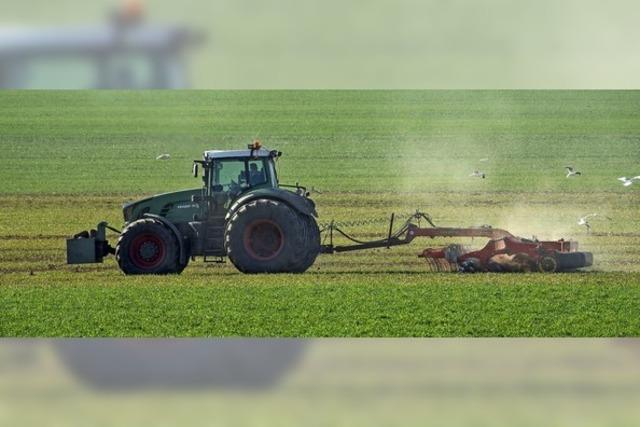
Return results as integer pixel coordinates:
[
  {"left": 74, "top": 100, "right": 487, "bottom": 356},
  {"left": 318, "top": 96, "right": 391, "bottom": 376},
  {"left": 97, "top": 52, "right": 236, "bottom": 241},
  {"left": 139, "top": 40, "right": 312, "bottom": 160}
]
[
  {"left": 320, "top": 212, "right": 589, "bottom": 273},
  {"left": 414, "top": 225, "right": 577, "bottom": 271}
]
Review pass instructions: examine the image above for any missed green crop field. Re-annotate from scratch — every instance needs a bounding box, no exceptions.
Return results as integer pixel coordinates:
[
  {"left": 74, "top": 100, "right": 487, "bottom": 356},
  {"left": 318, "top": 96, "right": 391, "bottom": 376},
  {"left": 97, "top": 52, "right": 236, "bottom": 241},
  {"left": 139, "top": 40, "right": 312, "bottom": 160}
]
[{"left": 1, "top": 90, "right": 639, "bottom": 336}]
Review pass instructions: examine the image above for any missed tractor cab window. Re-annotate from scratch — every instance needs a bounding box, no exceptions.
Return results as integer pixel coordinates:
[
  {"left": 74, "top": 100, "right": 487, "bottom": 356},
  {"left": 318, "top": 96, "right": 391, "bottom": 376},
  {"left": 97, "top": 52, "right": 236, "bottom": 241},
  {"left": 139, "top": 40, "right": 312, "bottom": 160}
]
[
  {"left": 213, "top": 160, "right": 248, "bottom": 193},
  {"left": 212, "top": 158, "right": 271, "bottom": 195}
]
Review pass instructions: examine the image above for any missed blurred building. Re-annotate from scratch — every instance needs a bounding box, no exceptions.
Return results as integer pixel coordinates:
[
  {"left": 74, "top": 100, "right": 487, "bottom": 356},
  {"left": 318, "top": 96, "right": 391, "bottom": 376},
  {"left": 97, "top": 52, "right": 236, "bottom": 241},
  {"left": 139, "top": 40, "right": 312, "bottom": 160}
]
[{"left": 0, "top": 3, "right": 203, "bottom": 89}]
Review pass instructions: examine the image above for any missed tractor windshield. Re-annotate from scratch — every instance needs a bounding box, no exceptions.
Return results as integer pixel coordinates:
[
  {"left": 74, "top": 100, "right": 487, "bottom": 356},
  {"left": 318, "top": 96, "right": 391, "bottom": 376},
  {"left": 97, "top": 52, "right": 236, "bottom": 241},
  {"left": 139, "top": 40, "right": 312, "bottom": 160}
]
[{"left": 212, "top": 158, "right": 271, "bottom": 194}]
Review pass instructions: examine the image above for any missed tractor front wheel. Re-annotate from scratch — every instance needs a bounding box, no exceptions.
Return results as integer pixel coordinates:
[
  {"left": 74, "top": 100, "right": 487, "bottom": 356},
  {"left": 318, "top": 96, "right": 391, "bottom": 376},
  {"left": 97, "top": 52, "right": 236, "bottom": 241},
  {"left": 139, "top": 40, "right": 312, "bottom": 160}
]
[{"left": 115, "top": 218, "right": 182, "bottom": 275}]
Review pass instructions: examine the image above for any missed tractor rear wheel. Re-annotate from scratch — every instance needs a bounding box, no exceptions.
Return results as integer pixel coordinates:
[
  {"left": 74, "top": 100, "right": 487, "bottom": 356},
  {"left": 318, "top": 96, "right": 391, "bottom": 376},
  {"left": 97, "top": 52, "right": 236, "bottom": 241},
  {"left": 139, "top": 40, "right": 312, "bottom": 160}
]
[
  {"left": 115, "top": 218, "right": 181, "bottom": 275},
  {"left": 289, "top": 214, "right": 321, "bottom": 273},
  {"left": 225, "top": 199, "right": 318, "bottom": 273}
]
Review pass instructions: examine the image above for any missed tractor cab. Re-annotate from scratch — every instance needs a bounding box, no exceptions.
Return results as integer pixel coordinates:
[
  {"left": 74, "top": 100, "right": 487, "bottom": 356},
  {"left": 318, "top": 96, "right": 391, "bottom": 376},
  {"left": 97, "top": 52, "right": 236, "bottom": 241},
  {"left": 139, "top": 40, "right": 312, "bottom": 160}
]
[{"left": 195, "top": 141, "right": 282, "bottom": 209}]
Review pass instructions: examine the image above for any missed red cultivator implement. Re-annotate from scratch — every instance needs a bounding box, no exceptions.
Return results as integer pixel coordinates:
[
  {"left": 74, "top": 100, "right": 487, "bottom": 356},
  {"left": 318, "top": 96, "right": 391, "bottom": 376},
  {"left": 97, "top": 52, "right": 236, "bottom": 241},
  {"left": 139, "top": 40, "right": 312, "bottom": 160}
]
[{"left": 320, "top": 212, "right": 593, "bottom": 273}]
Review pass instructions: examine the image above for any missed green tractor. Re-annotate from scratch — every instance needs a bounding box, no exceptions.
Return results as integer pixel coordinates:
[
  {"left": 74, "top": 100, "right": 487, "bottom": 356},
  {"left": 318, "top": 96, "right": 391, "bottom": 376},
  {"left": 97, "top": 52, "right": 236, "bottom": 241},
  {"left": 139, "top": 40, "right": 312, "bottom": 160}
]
[{"left": 67, "top": 142, "right": 321, "bottom": 274}]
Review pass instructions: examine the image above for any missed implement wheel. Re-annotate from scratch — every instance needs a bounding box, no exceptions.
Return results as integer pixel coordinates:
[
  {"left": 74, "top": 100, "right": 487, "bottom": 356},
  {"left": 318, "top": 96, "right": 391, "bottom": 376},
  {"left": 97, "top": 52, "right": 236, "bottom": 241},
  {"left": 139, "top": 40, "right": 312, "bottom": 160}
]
[
  {"left": 115, "top": 218, "right": 181, "bottom": 275},
  {"left": 225, "top": 199, "right": 318, "bottom": 273},
  {"left": 537, "top": 255, "right": 558, "bottom": 273}
]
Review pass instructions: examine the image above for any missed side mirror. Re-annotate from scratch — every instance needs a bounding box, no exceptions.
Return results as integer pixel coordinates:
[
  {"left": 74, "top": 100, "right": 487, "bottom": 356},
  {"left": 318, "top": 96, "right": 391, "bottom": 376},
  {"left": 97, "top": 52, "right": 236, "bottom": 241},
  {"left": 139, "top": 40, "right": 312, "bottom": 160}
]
[{"left": 192, "top": 163, "right": 198, "bottom": 178}]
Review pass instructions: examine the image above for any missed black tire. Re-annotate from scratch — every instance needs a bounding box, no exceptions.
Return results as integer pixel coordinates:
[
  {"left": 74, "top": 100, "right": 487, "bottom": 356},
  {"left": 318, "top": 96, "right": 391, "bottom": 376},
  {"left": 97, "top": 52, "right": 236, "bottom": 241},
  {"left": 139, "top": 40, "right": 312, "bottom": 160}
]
[
  {"left": 225, "top": 199, "right": 313, "bottom": 273},
  {"left": 556, "top": 251, "right": 593, "bottom": 271},
  {"left": 289, "top": 214, "right": 321, "bottom": 273},
  {"left": 176, "top": 257, "right": 190, "bottom": 274},
  {"left": 512, "top": 253, "right": 535, "bottom": 272},
  {"left": 115, "top": 218, "right": 181, "bottom": 275},
  {"left": 486, "top": 259, "right": 504, "bottom": 273},
  {"left": 459, "top": 257, "right": 482, "bottom": 273},
  {"left": 537, "top": 255, "right": 558, "bottom": 273}
]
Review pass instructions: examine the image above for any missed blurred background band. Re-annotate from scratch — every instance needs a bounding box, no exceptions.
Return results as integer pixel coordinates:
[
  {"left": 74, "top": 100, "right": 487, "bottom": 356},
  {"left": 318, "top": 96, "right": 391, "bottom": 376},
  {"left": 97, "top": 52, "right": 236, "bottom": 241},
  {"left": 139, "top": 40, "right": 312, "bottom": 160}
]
[
  {"left": 0, "top": 1, "right": 203, "bottom": 89},
  {"left": 1, "top": 0, "right": 640, "bottom": 89}
]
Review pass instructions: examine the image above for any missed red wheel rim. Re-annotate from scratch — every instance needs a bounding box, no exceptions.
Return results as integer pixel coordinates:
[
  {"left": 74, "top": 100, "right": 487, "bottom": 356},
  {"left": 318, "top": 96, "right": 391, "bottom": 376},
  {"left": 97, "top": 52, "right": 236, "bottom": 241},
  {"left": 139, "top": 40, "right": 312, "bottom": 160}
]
[
  {"left": 243, "top": 219, "right": 284, "bottom": 261},
  {"left": 129, "top": 233, "right": 166, "bottom": 269}
]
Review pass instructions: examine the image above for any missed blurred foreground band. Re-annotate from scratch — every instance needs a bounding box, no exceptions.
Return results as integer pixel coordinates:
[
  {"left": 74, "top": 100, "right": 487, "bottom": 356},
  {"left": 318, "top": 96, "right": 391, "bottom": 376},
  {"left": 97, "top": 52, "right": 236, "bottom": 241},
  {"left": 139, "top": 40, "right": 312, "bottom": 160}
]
[{"left": 1, "top": 339, "right": 639, "bottom": 426}]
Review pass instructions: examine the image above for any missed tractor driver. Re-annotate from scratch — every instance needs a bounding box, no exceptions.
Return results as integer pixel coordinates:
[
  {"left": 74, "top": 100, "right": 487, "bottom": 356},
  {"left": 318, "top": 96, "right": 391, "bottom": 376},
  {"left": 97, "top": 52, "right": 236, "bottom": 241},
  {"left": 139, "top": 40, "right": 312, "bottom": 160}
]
[{"left": 249, "top": 162, "right": 266, "bottom": 186}]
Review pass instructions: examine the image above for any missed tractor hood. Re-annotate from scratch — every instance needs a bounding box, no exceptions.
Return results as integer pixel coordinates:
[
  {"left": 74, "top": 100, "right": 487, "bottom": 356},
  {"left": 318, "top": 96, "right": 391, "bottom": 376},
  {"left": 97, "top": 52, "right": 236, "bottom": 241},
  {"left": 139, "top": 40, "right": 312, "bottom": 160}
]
[
  {"left": 122, "top": 187, "right": 317, "bottom": 224},
  {"left": 122, "top": 188, "right": 202, "bottom": 223}
]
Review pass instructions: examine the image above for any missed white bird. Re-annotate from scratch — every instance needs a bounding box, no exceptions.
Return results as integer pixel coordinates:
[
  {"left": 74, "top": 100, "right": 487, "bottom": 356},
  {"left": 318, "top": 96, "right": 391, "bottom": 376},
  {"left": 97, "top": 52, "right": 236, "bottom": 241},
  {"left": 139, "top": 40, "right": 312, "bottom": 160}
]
[
  {"left": 565, "top": 166, "right": 581, "bottom": 178},
  {"left": 577, "top": 213, "right": 611, "bottom": 232},
  {"left": 617, "top": 176, "right": 640, "bottom": 187},
  {"left": 479, "top": 158, "right": 489, "bottom": 162},
  {"left": 470, "top": 170, "right": 486, "bottom": 179},
  {"left": 156, "top": 153, "right": 171, "bottom": 160}
]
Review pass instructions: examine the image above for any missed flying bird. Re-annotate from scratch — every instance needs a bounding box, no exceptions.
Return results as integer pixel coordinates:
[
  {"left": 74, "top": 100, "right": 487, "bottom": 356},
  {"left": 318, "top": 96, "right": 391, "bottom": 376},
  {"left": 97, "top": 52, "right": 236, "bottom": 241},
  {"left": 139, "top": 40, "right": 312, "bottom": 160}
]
[
  {"left": 156, "top": 154, "right": 171, "bottom": 160},
  {"left": 577, "top": 213, "right": 611, "bottom": 232},
  {"left": 618, "top": 176, "right": 640, "bottom": 187},
  {"left": 479, "top": 158, "right": 489, "bottom": 162},
  {"left": 565, "top": 166, "right": 581, "bottom": 178},
  {"left": 470, "top": 170, "right": 486, "bottom": 179}
]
